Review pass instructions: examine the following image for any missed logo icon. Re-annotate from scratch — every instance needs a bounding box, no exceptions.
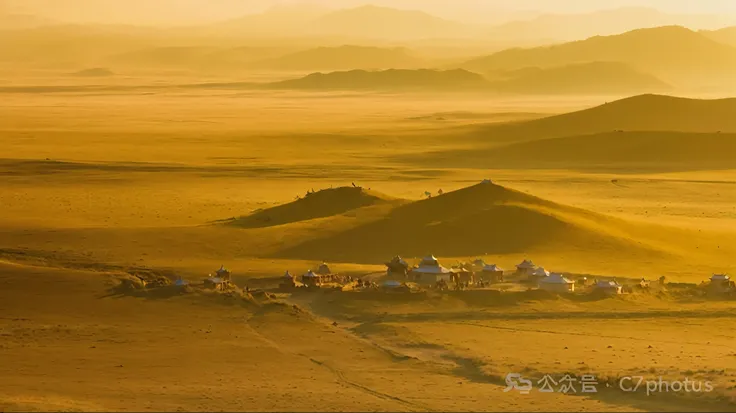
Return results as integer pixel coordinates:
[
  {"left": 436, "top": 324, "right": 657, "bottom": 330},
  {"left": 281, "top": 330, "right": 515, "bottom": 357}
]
[{"left": 504, "top": 373, "right": 533, "bottom": 394}]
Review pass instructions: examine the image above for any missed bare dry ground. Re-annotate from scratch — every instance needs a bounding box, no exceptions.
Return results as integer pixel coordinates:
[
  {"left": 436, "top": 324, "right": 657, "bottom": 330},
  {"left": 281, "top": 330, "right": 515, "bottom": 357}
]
[{"left": 1, "top": 82, "right": 735, "bottom": 411}]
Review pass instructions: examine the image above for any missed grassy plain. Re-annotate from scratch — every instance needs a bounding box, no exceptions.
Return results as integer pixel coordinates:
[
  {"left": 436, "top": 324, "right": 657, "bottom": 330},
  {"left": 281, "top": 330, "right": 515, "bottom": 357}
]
[{"left": 0, "top": 80, "right": 735, "bottom": 411}]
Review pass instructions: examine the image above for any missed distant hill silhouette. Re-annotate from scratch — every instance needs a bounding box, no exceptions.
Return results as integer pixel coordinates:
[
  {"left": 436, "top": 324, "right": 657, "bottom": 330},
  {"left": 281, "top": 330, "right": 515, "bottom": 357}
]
[
  {"left": 487, "top": 62, "right": 670, "bottom": 95},
  {"left": 266, "top": 69, "right": 489, "bottom": 91},
  {"left": 701, "top": 26, "right": 736, "bottom": 48},
  {"left": 488, "top": 7, "right": 735, "bottom": 43},
  {"left": 462, "top": 26, "right": 736, "bottom": 84},
  {"left": 272, "top": 182, "right": 662, "bottom": 262},
  {"left": 250, "top": 45, "right": 425, "bottom": 71},
  {"left": 228, "top": 187, "right": 397, "bottom": 229},
  {"left": 71, "top": 67, "right": 115, "bottom": 77}
]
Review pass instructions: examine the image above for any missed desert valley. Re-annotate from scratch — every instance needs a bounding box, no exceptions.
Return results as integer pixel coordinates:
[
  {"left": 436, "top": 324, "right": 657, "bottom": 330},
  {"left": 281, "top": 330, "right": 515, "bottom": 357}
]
[{"left": 1, "top": 1, "right": 736, "bottom": 412}]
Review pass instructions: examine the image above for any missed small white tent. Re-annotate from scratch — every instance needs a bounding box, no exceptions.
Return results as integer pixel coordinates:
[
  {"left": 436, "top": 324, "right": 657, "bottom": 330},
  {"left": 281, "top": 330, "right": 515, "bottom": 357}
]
[{"left": 540, "top": 273, "right": 575, "bottom": 293}]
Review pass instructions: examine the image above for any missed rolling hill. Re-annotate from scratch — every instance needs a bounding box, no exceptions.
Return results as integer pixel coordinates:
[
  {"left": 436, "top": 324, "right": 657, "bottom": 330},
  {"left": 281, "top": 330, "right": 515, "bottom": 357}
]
[
  {"left": 487, "top": 62, "right": 670, "bottom": 95},
  {"left": 399, "top": 94, "right": 736, "bottom": 172},
  {"left": 462, "top": 26, "right": 736, "bottom": 84},
  {"left": 250, "top": 45, "right": 426, "bottom": 71},
  {"left": 465, "top": 94, "right": 736, "bottom": 144},
  {"left": 270, "top": 181, "right": 666, "bottom": 262},
  {"left": 227, "top": 187, "right": 399, "bottom": 229},
  {"left": 266, "top": 69, "right": 490, "bottom": 91}
]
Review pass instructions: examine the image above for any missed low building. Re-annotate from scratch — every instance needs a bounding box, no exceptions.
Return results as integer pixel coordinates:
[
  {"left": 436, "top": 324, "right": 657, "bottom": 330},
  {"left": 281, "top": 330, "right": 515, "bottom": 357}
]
[
  {"left": 316, "top": 262, "right": 332, "bottom": 276},
  {"left": 212, "top": 265, "right": 232, "bottom": 282},
  {"left": 481, "top": 264, "right": 504, "bottom": 283},
  {"left": 709, "top": 274, "right": 732, "bottom": 293},
  {"left": 385, "top": 256, "right": 410, "bottom": 278},
  {"left": 539, "top": 273, "right": 575, "bottom": 293},
  {"left": 516, "top": 259, "right": 537, "bottom": 276},
  {"left": 174, "top": 278, "right": 189, "bottom": 287},
  {"left": 279, "top": 271, "right": 297, "bottom": 290},
  {"left": 410, "top": 255, "right": 453, "bottom": 284},
  {"left": 302, "top": 270, "right": 322, "bottom": 287},
  {"left": 595, "top": 280, "right": 623, "bottom": 295},
  {"left": 531, "top": 267, "right": 550, "bottom": 279},
  {"left": 451, "top": 265, "right": 475, "bottom": 285},
  {"left": 203, "top": 277, "right": 227, "bottom": 290}
]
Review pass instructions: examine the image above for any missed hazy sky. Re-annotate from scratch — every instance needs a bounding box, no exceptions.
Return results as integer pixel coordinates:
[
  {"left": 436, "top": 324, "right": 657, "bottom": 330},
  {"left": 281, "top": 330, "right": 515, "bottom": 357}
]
[{"left": 4, "top": 0, "right": 736, "bottom": 25}]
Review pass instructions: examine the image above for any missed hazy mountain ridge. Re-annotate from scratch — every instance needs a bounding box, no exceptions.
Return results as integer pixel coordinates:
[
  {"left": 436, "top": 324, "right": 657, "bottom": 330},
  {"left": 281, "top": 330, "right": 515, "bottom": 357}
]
[
  {"left": 265, "top": 65, "right": 671, "bottom": 95},
  {"left": 462, "top": 26, "right": 736, "bottom": 88},
  {"left": 266, "top": 69, "right": 488, "bottom": 91},
  {"left": 488, "top": 7, "right": 736, "bottom": 43}
]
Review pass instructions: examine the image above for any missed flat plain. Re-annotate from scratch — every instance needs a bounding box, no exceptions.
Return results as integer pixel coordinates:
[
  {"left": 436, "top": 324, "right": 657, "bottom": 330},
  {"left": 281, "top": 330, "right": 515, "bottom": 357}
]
[{"left": 1, "top": 77, "right": 735, "bottom": 412}]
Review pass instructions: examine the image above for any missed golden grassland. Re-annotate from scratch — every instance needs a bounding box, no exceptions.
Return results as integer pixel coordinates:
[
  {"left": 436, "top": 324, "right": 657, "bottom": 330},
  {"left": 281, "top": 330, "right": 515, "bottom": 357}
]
[{"left": 1, "top": 83, "right": 735, "bottom": 412}]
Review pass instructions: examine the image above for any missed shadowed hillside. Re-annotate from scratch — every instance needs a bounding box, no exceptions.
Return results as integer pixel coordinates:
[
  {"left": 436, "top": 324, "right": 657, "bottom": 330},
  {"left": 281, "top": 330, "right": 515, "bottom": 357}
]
[
  {"left": 464, "top": 94, "right": 736, "bottom": 145},
  {"left": 488, "top": 62, "right": 670, "bottom": 95},
  {"left": 250, "top": 45, "right": 425, "bottom": 71},
  {"left": 227, "top": 187, "right": 398, "bottom": 229},
  {"left": 272, "top": 182, "right": 665, "bottom": 262},
  {"left": 267, "top": 69, "right": 489, "bottom": 91},
  {"left": 462, "top": 26, "right": 736, "bottom": 83}
]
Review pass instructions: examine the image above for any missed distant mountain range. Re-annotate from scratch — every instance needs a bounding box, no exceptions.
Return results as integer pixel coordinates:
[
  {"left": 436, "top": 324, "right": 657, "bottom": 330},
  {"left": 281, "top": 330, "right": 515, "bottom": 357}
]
[
  {"left": 267, "top": 69, "right": 488, "bottom": 91},
  {"left": 488, "top": 7, "right": 736, "bottom": 43},
  {"left": 461, "top": 26, "right": 736, "bottom": 87},
  {"left": 264, "top": 65, "right": 669, "bottom": 96}
]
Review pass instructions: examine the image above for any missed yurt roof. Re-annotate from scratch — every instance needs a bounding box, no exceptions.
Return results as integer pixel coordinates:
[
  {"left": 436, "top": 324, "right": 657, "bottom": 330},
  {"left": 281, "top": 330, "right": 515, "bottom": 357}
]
[
  {"left": 541, "top": 273, "right": 573, "bottom": 284},
  {"left": 533, "top": 267, "right": 550, "bottom": 276},
  {"left": 711, "top": 274, "right": 730, "bottom": 281},
  {"left": 215, "top": 265, "right": 229, "bottom": 273},
  {"left": 517, "top": 260, "right": 536, "bottom": 268},
  {"left": 175, "top": 279, "right": 189, "bottom": 286},
  {"left": 303, "top": 270, "right": 318, "bottom": 278},
  {"left": 483, "top": 264, "right": 503, "bottom": 272},
  {"left": 284, "top": 271, "right": 294, "bottom": 278}
]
